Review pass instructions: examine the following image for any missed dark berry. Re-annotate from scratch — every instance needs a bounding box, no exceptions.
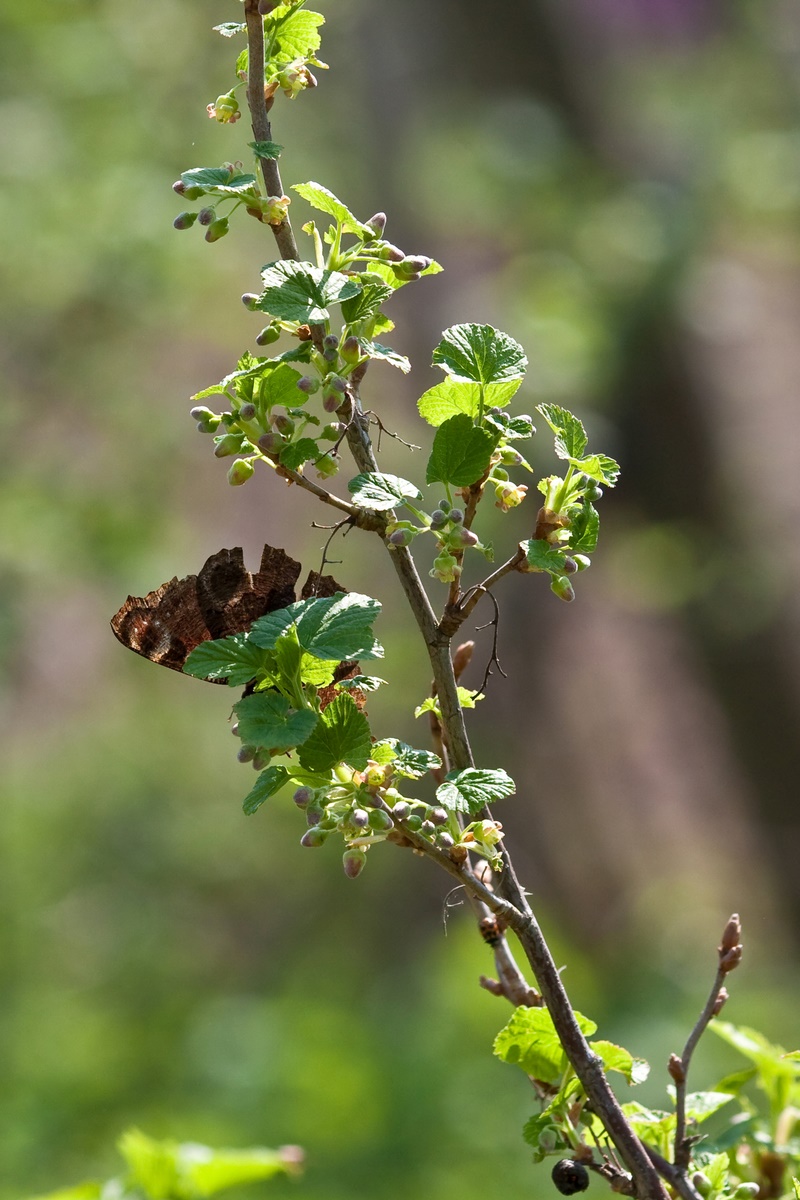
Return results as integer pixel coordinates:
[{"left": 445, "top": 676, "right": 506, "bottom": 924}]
[{"left": 551, "top": 1160, "right": 590, "bottom": 1196}]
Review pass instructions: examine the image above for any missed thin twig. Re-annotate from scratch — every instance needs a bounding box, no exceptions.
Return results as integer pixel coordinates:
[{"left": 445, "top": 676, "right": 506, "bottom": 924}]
[
  {"left": 243, "top": 0, "right": 299, "bottom": 261},
  {"left": 269, "top": 458, "right": 383, "bottom": 528},
  {"left": 475, "top": 592, "right": 507, "bottom": 694},
  {"left": 672, "top": 915, "right": 741, "bottom": 1171}
]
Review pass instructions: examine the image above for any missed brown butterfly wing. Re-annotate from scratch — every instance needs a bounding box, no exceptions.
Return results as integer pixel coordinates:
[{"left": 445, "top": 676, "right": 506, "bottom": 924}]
[{"left": 110, "top": 545, "right": 303, "bottom": 681}]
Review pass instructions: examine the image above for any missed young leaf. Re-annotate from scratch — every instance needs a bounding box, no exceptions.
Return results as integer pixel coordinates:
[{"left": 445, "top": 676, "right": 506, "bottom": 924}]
[
  {"left": 242, "top": 766, "right": 291, "bottom": 815},
  {"left": 567, "top": 504, "right": 599, "bottom": 554},
  {"left": 341, "top": 281, "right": 394, "bottom": 325},
  {"left": 233, "top": 692, "right": 319, "bottom": 753},
  {"left": 259, "top": 362, "right": 304, "bottom": 410},
  {"left": 249, "top": 140, "right": 283, "bottom": 159},
  {"left": 414, "top": 688, "right": 482, "bottom": 719},
  {"left": 523, "top": 539, "right": 569, "bottom": 576},
  {"left": 371, "top": 739, "right": 443, "bottom": 779},
  {"left": 293, "top": 181, "right": 370, "bottom": 237},
  {"left": 417, "top": 379, "right": 521, "bottom": 427},
  {"left": 432, "top": 324, "right": 527, "bottom": 385},
  {"left": 367, "top": 259, "right": 443, "bottom": 291},
  {"left": 183, "top": 634, "right": 267, "bottom": 686},
  {"left": 270, "top": 7, "right": 325, "bottom": 60},
  {"left": 484, "top": 410, "right": 535, "bottom": 441},
  {"left": 259, "top": 261, "right": 361, "bottom": 322},
  {"left": 248, "top": 602, "right": 307, "bottom": 651},
  {"left": 336, "top": 674, "right": 386, "bottom": 692},
  {"left": 181, "top": 167, "right": 257, "bottom": 193},
  {"left": 297, "top": 694, "right": 371, "bottom": 773},
  {"left": 118, "top": 1128, "right": 178, "bottom": 1195},
  {"left": 348, "top": 472, "right": 422, "bottom": 511},
  {"left": 574, "top": 453, "right": 620, "bottom": 486},
  {"left": 214, "top": 22, "right": 246, "bottom": 37},
  {"left": 357, "top": 339, "right": 411, "bottom": 373},
  {"left": 279, "top": 438, "right": 321, "bottom": 471},
  {"left": 293, "top": 593, "right": 383, "bottom": 661},
  {"left": 436, "top": 768, "right": 515, "bottom": 815},
  {"left": 494, "top": 1006, "right": 597, "bottom": 1086},
  {"left": 536, "top": 403, "right": 588, "bottom": 461},
  {"left": 425, "top": 414, "right": 496, "bottom": 487},
  {"left": 184, "top": 1144, "right": 294, "bottom": 1194},
  {"left": 589, "top": 1040, "right": 650, "bottom": 1085}
]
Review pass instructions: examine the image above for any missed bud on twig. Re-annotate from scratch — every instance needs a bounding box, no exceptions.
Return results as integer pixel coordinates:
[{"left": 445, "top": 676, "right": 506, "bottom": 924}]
[
  {"left": 712, "top": 987, "right": 729, "bottom": 1016},
  {"left": 718, "top": 913, "right": 743, "bottom": 972},
  {"left": 668, "top": 1054, "right": 686, "bottom": 1085},
  {"left": 453, "top": 640, "right": 474, "bottom": 681}
]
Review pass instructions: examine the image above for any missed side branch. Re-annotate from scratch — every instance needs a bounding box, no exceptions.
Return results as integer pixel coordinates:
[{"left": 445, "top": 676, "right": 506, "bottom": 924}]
[{"left": 244, "top": 0, "right": 299, "bottom": 261}]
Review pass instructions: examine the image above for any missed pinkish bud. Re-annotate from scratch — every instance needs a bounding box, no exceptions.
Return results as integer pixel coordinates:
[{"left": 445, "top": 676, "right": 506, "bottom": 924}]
[{"left": 343, "top": 848, "right": 367, "bottom": 878}]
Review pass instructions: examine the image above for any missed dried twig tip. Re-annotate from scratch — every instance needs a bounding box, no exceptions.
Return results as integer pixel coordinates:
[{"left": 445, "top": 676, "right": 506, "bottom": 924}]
[{"left": 718, "top": 913, "right": 743, "bottom": 972}]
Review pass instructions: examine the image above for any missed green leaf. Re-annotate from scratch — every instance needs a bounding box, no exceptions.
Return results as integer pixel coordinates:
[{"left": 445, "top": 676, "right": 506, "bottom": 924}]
[
  {"left": 293, "top": 182, "right": 369, "bottom": 237},
  {"left": 436, "top": 768, "right": 515, "bottom": 815},
  {"left": 371, "top": 739, "right": 442, "bottom": 779},
  {"left": 249, "top": 140, "right": 283, "bottom": 159},
  {"left": 258, "top": 362, "right": 304, "bottom": 410},
  {"left": 414, "top": 687, "right": 482, "bottom": 719},
  {"left": 233, "top": 693, "right": 319, "bottom": 753},
  {"left": 214, "top": 22, "right": 246, "bottom": 37},
  {"left": 242, "top": 767, "right": 291, "bottom": 815},
  {"left": 258, "top": 261, "right": 361, "bottom": 322},
  {"left": 248, "top": 602, "right": 306, "bottom": 651},
  {"left": 682, "top": 1091, "right": 736, "bottom": 1122},
  {"left": 417, "top": 378, "right": 520, "bottom": 426},
  {"left": 709, "top": 1021, "right": 800, "bottom": 1116},
  {"left": 279, "top": 438, "right": 320, "bottom": 471},
  {"left": 183, "top": 635, "right": 267, "bottom": 686},
  {"left": 494, "top": 1006, "right": 597, "bottom": 1086},
  {"left": 619, "top": 1102, "right": 676, "bottom": 1155},
  {"left": 293, "top": 593, "right": 383, "bottom": 661},
  {"left": 589, "top": 1040, "right": 650, "bottom": 1085},
  {"left": 574, "top": 453, "right": 620, "bottom": 486},
  {"left": 269, "top": 7, "right": 325, "bottom": 59},
  {"left": 425, "top": 414, "right": 496, "bottom": 487},
  {"left": 792, "top": 1178, "right": 800, "bottom": 1200},
  {"left": 357, "top": 339, "right": 411, "bottom": 373},
  {"left": 181, "top": 167, "right": 257, "bottom": 194},
  {"left": 341, "top": 282, "right": 393, "bottom": 325},
  {"left": 713, "top": 1066, "right": 758, "bottom": 1095},
  {"left": 432, "top": 324, "right": 527, "bottom": 385},
  {"left": 699, "top": 1152, "right": 730, "bottom": 1193},
  {"left": 182, "top": 1144, "right": 292, "bottom": 1194},
  {"left": 298, "top": 654, "right": 337, "bottom": 687},
  {"left": 118, "top": 1129, "right": 178, "bottom": 1198},
  {"left": 523, "top": 539, "right": 568, "bottom": 576},
  {"left": 337, "top": 674, "right": 386, "bottom": 692},
  {"left": 348, "top": 472, "right": 422, "bottom": 511},
  {"left": 536, "top": 403, "right": 588, "bottom": 461},
  {"left": 297, "top": 694, "right": 371, "bottom": 773},
  {"left": 27, "top": 1187, "right": 102, "bottom": 1200},
  {"left": 367, "top": 259, "right": 443, "bottom": 291},
  {"left": 567, "top": 504, "right": 599, "bottom": 554},
  {"left": 484, "top": 410, "right": 535, "bottom": 440}
]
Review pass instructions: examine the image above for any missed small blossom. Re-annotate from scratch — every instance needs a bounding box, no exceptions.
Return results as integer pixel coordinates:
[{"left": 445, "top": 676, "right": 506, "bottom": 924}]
[
  {"left": 207, "top": 91, "right": 241, "bottom": 124},
  {"left": 494, "top": 481, "right": 528, "bottom": 512}
]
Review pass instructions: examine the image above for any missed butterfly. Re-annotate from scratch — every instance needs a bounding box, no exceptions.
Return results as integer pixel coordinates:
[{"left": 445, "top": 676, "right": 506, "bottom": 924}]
[{"left": 110, "top": 544, "right": 346, "bottom": 684}]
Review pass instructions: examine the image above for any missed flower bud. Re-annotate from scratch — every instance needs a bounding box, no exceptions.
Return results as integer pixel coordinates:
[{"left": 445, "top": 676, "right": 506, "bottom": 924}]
[
  {"left": 293, "top": 787, "right": 313, "bottom": 809},
  {"left": 378, "top": 242, "right": 405, "bottom": 263},
  {"left": 430, "top": 807, "right": 449, "bottom": 827},
  {"left": 351, "top": 808, "right": 370, "bottom": 829},
  {"left": 274, "top": 413, "right": 295, "bottom": 437},
  {"left": 319, "top": 422, "right": 341, "bottom": 441},
  {"left": 550, "top": 575, "right": 575, "bottom": 603},
  {"left": 668, "top": 1054, "right": 685, "bottom": 1084},
  {"left": 733, "top": 1185, "right": 759, "bottom": 1198},
  {"left": 228, "top": 458, "right": 255, "bottom": 486},
  {"left": 241, "top": 292, "right": 260, "bottom": 310},
  {"left": 429, "top": 509, "right": 447, "bottom": 530},
  {"left": 214, "top": 433, "right": 244, "bottom": 458},
  {"left": 401, "top": 255, "right": 432, "bottom": 273},
  {"left": 238, "top": 402, "right": 257, "bottom": 422},
  {"left": 314, "top": 452, "right": 339, "bottom": 479},
  {"left": 459, "top": 528, "right": 479, "bottom": 547},
  {"left": 343, "top": 848, "right": 367, "bottom": 878},
  {"left": 197, "top": 206, "right": 216, "bottom": 226},
  {"left": 584, "top": 481, "right": 603, "bottom": 502},
  {"left": 231, "top": 723, "right": 239, "bottom": 737},
  {"left": 562, "top": 557, "right": 578, "bottom": 575},
  {"left": 183, "top": 186, "right": 205, "bottom": 201},
  {"left": 449, "top": 508, "right": 464, "bottom": 524},
  {"left": 719, "top": 913, "right": 742, "bottom": 956},
  {"left": 205, "top": 216, "right": 230, "bottom": 243},
  {"left": 322, "top": 392, "right": 340, "bottom": 413},
  {"left": 420, "top": 820, "right": 436, "bottom": 837},
  {"left": 392, "top": 801, "right": 410, "bottom": 820},
  {"left": 190, "top": 406, "right": 220, "bottom": 432},
  {"left": 300, "top": 827, "right": 329, "bottom": 848},
  {"left": 712, "top": 987, "right": 729, "bottom": 1017},
  {"left": 258, "top": 432, "right": 283, "bottom": 455},
  {"left": 405, "top": 815, "right": 423, "bottom": 832},
  {"left": 306, "top": 804, "right": 323, "bottom": 826},
  {"left": 368, "top": 809, "right": 394, "bottom": 833},
  {"left": 297, "top": 375, "right": 320, "bottom": 395},
  {"left": 252, "top": 751, "right": 270, "bottom": 771},
  {"left": 323, "top": 334, "right": 339, "bottom": 351},
  {"left": 437, "top": 831, "right": 455, "bottom": 849},
  {"left": 237, "top": 744, "right": 257, "bottom": 764},
  {"left": 172, "top": 180, "right": 186, "bottom": 195},
  {"left": 173, "top": 211, "right": 198, "bottom": 230},
  {"left": 322, "top": 346, "right": 339, "bottom": 363},
  {"left": 692, "top": 1174, "right": 712, "bottom": 1197},
  {"left": 388, "top": 528, "right": 414, "bottom": 548},
  {"left": 365, "top": 212, "right": 387, "bottom": 239},
  {"left": 341, "top": 335, "right": 360, "bottom": 364},
  {"left": 573, "top": 555, "right": 591, "bottom": 571},
  {"left": 256, "top": 324, "right": 281, "bottom": 346}
]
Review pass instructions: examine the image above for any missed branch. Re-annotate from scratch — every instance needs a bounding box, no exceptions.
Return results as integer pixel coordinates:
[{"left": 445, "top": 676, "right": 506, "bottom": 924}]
[
  {"left": 268, "top": 458, "right": 384, "bottom": 528},
  {"left": 671, "top": 915, "right": 742, "bottom": 1171},
  {"left": 243, "top": 0, "right": 299, "bottom": 261}
]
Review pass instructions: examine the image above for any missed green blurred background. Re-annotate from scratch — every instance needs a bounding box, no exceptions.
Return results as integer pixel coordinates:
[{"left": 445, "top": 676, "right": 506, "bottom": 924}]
[{"left": 3, "top": 0, "right": 800, "bottom": 1196}]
